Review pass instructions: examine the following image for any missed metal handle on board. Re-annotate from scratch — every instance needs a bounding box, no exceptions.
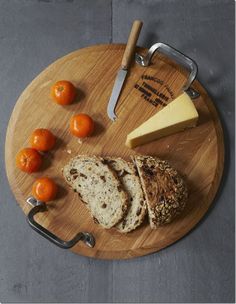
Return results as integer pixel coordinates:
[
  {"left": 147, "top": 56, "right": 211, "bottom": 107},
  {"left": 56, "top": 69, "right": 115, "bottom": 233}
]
[
  {"left": 26, "top": 196, "right": 95, "bottom": 249},
  {"left": 135, "top": 42, "right": 200, "bottom": 99}
]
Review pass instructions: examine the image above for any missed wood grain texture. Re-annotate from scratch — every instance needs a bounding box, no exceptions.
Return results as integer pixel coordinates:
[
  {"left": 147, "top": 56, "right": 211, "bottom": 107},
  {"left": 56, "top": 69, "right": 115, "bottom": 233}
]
[{"left": 5, "top": 44, "right": 224, "bottom": 259}]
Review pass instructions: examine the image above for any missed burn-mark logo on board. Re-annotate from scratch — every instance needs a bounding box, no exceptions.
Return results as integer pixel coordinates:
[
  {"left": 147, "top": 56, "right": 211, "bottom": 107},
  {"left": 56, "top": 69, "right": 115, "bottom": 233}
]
[{"left": 134, "top": 74, "right": 175, "bottom": 108}]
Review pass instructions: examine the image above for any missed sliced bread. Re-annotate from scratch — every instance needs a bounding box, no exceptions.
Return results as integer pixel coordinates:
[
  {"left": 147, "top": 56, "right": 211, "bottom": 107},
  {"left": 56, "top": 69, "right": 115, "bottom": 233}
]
[
  {"left": 62, "top": 155, "right": 129, "bottom": 229},
  {"left": 132, "top": 155, "right": 188, "bottom": 228},
  {"left": 104, "top": 157, "right": 146, "bottom": 233}
]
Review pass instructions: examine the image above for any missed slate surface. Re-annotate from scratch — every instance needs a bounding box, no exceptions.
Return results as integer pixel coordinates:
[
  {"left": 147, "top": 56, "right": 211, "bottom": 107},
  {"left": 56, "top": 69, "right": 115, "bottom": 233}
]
[{"left": 0, "top": 0, "right": 234, "bottom": 302}]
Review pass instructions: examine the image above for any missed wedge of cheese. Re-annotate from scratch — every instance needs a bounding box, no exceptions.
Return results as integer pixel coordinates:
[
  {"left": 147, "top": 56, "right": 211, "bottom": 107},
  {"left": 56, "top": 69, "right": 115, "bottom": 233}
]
[{"left": 126, "top": 92, "right": 199, "bottom": 148}]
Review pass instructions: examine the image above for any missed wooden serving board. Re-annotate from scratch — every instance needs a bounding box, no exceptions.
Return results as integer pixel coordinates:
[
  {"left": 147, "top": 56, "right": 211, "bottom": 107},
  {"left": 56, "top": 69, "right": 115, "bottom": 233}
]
[{"left": 5, "top": 44, "right": 224, "bottom": 259}]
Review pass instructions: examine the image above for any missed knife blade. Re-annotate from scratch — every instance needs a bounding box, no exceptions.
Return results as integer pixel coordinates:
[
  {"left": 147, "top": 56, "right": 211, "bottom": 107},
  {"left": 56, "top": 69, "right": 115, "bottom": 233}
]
[{"left": 107, "top": 20, "right": 143, "bottom": 121}]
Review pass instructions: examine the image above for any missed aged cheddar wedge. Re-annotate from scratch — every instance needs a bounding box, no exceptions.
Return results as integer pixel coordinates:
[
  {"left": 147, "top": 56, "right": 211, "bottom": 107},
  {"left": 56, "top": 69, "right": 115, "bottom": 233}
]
[{"left": 126, "top": 92, "right": 198, "bottom": 148}]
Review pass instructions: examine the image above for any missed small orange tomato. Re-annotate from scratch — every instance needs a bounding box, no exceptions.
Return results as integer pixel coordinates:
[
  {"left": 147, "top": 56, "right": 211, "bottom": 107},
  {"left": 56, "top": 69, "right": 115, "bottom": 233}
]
[
  {"left": 50, "top": 80, "right": 76, "bottom": 105},
  {"left": 69, "top": 114, "right": 94, "bottom": 138},
  {"left": 32, "top": 177, "right": 58, "bottom": 202},
  {"left": 16, "top": 148, "right": 42, "bottom": 173},
  {"left": 30, "top": 128, "right": 56, "bottom": 152}
]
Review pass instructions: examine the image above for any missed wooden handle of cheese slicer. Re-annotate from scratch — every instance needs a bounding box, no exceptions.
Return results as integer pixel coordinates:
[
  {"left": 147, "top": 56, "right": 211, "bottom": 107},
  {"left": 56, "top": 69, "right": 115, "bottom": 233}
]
[{"left": 121, "top": 20, "right": 143, "bottom": 70}]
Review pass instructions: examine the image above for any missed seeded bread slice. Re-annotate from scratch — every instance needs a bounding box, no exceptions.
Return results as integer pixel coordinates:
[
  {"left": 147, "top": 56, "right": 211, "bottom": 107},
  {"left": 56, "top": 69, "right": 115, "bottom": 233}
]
[
  {"left": 132, "top": 155, "right": 188, "bottom": 228},
  {"left": 62, "top": 156, "right": 129, "bottom": 229},
  {"left": 104, "top": 157, "right": 146, "bottom": 233}
]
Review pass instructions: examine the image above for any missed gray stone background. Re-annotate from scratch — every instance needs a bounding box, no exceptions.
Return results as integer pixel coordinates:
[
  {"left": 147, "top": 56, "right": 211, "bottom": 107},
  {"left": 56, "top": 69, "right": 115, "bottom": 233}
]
[{"left": 0, "top": 0, "right": 235, "bottom": 302}]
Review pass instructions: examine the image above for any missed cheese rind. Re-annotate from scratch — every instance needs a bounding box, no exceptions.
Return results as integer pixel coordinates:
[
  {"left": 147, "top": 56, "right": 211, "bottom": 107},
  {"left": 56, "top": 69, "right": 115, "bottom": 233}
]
[{"left": 126, "top": 92, "right": 199, "bottom": 148}]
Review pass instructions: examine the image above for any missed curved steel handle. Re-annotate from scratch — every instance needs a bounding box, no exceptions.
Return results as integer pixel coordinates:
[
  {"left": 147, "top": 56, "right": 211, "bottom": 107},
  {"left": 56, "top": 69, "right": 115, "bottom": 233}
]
[
  {"left": 135, "top": 42, "right": 199, "bottom": 98},
  {"left": 26, "top": 197, "right": 95, "bottom": 249}
]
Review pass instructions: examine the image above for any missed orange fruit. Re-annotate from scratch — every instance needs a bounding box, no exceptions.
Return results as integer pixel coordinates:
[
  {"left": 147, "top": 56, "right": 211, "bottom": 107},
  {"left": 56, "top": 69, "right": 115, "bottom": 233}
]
[
  {"left": 69, "top": 114, "right": 94, "bottom": 138},
  {"left": 30, "top": 128, "right": 56, "bottom": 152},
  {"left": 16, "top": 148, "right": 42, "bottom": 173},
  {"left": 50, "top": 80, "right": 76, "bottom": 105},
  {"left": 32, "top": 177, "right": 58, "bottom": 202}
]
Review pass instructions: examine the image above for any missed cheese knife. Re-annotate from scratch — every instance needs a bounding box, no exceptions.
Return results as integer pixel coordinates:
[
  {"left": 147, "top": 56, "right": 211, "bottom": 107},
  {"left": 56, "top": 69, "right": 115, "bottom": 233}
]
[{"left": 107, "top": 20, "right": 143, "bottom": 121}]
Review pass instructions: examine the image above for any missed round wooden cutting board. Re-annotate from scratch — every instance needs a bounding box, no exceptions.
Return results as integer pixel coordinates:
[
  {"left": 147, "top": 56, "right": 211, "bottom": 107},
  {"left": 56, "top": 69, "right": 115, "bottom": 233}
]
[{"left": 5, "top": 44, "right": 224, "bottom": 259}]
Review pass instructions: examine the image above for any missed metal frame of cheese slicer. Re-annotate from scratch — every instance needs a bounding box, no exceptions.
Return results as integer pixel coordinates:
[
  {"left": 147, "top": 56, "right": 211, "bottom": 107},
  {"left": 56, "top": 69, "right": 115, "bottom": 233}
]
[
  {"left": 135, "top": 42, "right": 200, "bottom": 99},
  {"left": 26, "top": 196, "right": 95, "bottom": 249}
]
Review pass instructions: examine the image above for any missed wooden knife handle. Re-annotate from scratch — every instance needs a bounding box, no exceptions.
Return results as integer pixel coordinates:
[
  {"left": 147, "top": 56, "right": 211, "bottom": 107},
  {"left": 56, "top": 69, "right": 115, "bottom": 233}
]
[{"left": 121, "top": 20, "right": 143, "bottom": 70}]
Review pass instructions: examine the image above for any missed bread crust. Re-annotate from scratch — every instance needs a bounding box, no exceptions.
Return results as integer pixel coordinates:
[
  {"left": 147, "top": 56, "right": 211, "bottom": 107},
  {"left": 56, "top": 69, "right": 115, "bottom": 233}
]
[{"left": 132, "top": 155, "right": 188, "bottom": 228}]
